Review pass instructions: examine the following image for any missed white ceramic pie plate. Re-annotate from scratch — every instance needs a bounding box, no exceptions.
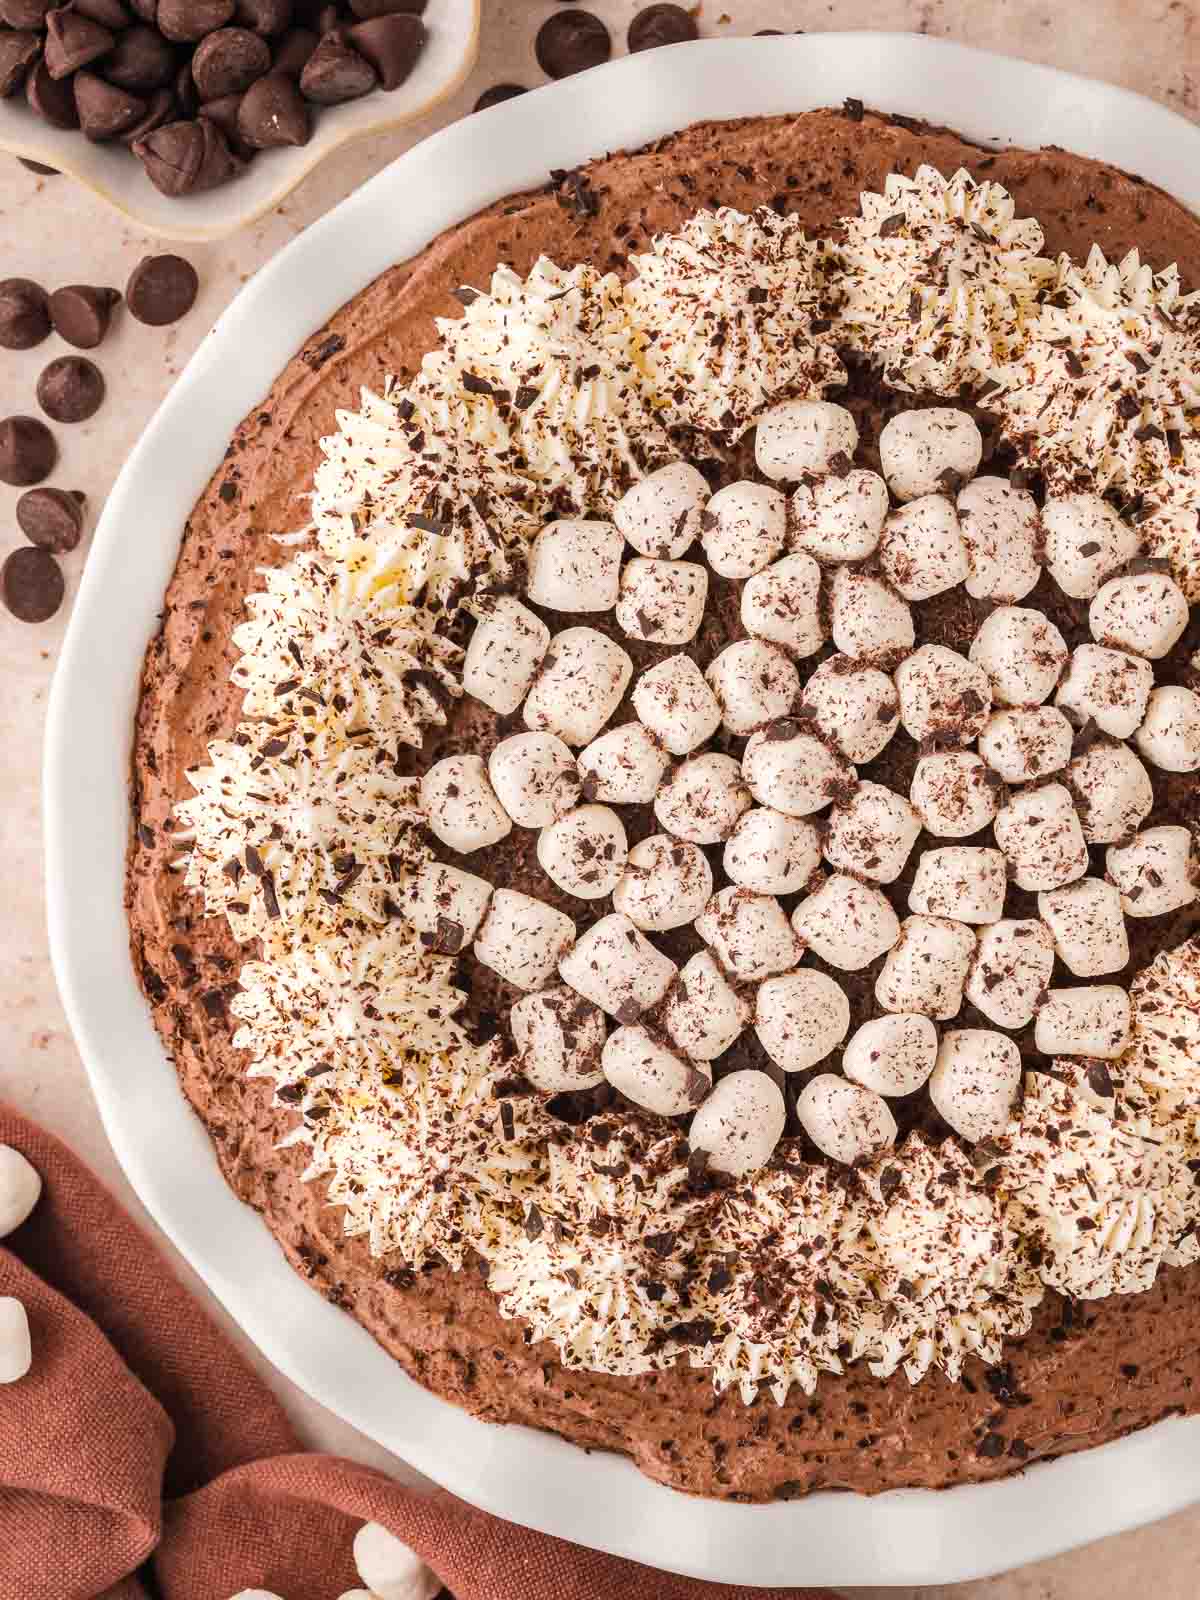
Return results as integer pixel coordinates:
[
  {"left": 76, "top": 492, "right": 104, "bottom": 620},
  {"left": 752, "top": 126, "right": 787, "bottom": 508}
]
[{"left": 44, "top": 33, "right": 1200, "bottom": 1589}]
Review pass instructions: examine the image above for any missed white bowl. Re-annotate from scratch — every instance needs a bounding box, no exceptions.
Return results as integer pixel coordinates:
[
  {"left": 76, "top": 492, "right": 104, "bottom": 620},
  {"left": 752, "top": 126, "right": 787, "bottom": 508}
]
[
  {"left": 0, "top": 0, "right": 479, "bottom": 241},
  {"left": 45, "top": 33, "right": 1200, "bottom": 1589}
]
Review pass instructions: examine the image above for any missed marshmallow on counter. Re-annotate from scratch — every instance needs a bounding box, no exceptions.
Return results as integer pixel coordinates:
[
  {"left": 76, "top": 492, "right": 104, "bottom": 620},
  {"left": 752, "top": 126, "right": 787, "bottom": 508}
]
[
  {"left": 755, "top": 398, "right": 858, "bottom": 480},
  {"left": 829, "top": 567, "right": 915, "bottom": 660},
  {"left": 689, "top": 1068, "right": 786, "bottom": 1178},
  {"left": 523, "top": 627, "right": 633, "bottom": 748},
  {"left": 420, "top": 754, "right": 512, "bottom": 855},
  {"left": 1055, "top": 643, "right": 1154, "bottom": 740},
  {"left": 909, "top": 750, "right": 1000, "bottom": 838},
  {"left": 463, "top": 596, "right": 551, "bottom": 717},
  {"left": 1042, "top": 493, "right": 1141, "bottom": 599},
  {"left": 876, "top": 915, "right": 976, "bottom": 1020},
  {"left": 701, "top": 480, "right": 787, "bottom": 578},
  {"left": 879, "top": 494, "right": 969, "bottom": 601},
  {"left": 612, "top": 833, "right": 713, "bottom": 932},
  {"left": 510, "top": 985, "right": 606, "bottom": 1092},
  {"left": 1089, "top": 571, "right": 1189, "bottom": 660},
  {"left": 631, "top": 653, "right": 721, "bottom": 756},
  {"left": 755, "top": 970, "right": 851, "bottom": 1073},
  {"left": 615, "top": 557, "right": 708, "bottom": 645},
  {"left": 803, "top": 654, "right": 899, "bottom": 765},
  {"left": 0, "top": 1147, "right": 41, "bottom": 1240},
  {"left": 843, "top": 1013, "right": 938, "bottom": 1097},
  {"left": 791, "top": 873, "right": 900, "bottom": 971},
  {"left": 602, "top": 1024, "right": 712, "bottom": 1117},
  {"left": 740, "top": 553, "right": 825, "bottom": 659},
  {"left": 663, "top": 949, "right": 751, "bottom": 1061},
  {"left": 1038, "top": 877, "right": 1130, "bottom": 978},
  {"left": 527, "top": 518, "right": 624, "bottom": 612},
  {"left": 964, "top": 918, "right": 1055, "bottom": 1029},
  {"left": 353, "top": 1521, "right": 441, "bottom": 1600},
  {"left": 878, "top": 407, "right": 983, "bottom": 502},
  {"left": 724, "top": 806, "right": 822, "bottom": 895},
  {"left": 474, "top": 889, "right": 575, "bottom": 992},
  {"left": 977, "top": 706, "right": 1074, "bottom": 783},
  {"left": 742, "top": 722, "right": 850, "bottom": 817},
  {"left": 537, "top": 804, "right": 628, "bottom": 901},
  {"left": 1034, "top": 985, "right": 1132, "bottom": 1059},
  {"left": 790, "top": 468, "right": 889, "bottom": 562},
  {"left": 0, "top": 1296, "right": 31, "bottom": 1385},
  {"left": 695, "top": 886, "right": 801, "bottom": 982},
  {"left": 796, "top": 1073, "right": 897, "bottom": 1166},
  {"left": 993, "top": 782, "right": 1088, "bottom": 892},
  {"left": 559, "top": 911, "right": 677, "bottom": 1020},
  {"left": 400, "top": 862, "right": 493, "bottom": 952},
  {"left": 968, "top": 606, "right": 1068, "bottom": 707},
  {"left": 1068, "top": 737, "right": 1153, "bottom": 844},
  {"left": 894, "top": 644, "right": 992, "bottom": 743},
  {"left": 823, "top": 780, "right": 922, "bottom": 884},
  {"left": 487, "top": 731, "right": 581, "bottom": 828},
  {"left": 578, "top": 722, "right": 670, "bottom": 805},
  {"left": 654, "top": 752, "right": 752, "bottom": 844},
  {"left": 1133, "top": 685, "right": 1200, "bottom": 772},
  {"left": 928, "top": 1029, "right": 1021, "bottom": 1143},
  {"left": 1107, "top": 826, "right": 1198, "bottom": 918},
  {"left": 909, "top": 845, "right": 1007, "bottom": 924},
  {"left": 613, "top": 460, "right": 709, "bottom": 559},
  {"left": 706, "top": 638, "right": 800, "bottom": 735},
  {"left": 956, "top": 475, "right": 1041, "bottom": 602}
]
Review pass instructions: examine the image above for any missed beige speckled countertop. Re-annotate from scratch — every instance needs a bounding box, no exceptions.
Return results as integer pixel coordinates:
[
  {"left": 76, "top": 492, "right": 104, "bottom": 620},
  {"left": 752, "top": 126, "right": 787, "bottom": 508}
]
[{"left": 2, "top": 2, "right": 1198, "bottom": 1594}]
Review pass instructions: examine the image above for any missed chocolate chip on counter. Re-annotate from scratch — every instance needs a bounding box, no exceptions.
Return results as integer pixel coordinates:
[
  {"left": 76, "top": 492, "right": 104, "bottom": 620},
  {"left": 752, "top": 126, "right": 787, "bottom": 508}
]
[
  {"left": 0, "top": 0, "right": 52, "bottom": 26},
  {"left": 345, "top": 12, "right": 421, "bottom": 90},
  {"left": 473, "top": 81, "right": 524, "bottom": 112},
  {"left": 0, "top": 278, "right": 51, "bottom": 351},
  {"left": 102, "top": 23, "right": 175, "bottom": 90},
  {"left": 18, "top": 157, "right": 61, "bottom": 174},
  {"left": 627, "top": 3, "right": 697, "bottom": 51},
  {"left": 236, "top": 69, "right": 308, "bottom": 144},
  {"left": 37, "top": 355, "right": 105, "bottom": 423},
  {"left": 156, "top": 0, "right": 233, "bottom": 40},
  {"left": 119, "top": 83, "right": 176, "bottom": 141},
  {"left": 535, "top": 8, "right": 610, "bottom": 79},
  {"left": 191, "top": 24, "right": 270, "bottom": 97},
  {"left": 43, "top": 7, "right": 116, "bottom": 77},
  {"left": 74, "top": 0, "right": 134, "bottom": 27},
  {"left": 2, "top": 545, "right": 65, "bottom": 622},
  {"left": 48, "top": 284, "right": 121, "bottom": 347},
  {"left": 298, "top": 30, "right": 375, "bottom": 103},
  {"left": 25, "top": 57, "right": 80, "bottom": 124},
  {"left": 74, "top": 68, "right": 148, "bottom": 138},
  {"left": 347, "top": 0, "right": 422, "bottom": 17},
  {"left": 133, "top": 115, "right": 242, "bottom": 193},
  {"left": 125, "top": 252, "right": 198, "bottom": 323},
  {"left": 270, "top": 24, "right": 315, "bottom": 74},
  {"left": 16, "top": 486, "right": 86, "bottom": 551},
  {"left": 0, "top": 30, "right": 42, "bottom": 97},
  {"left": 0, "top": 415, "right": 56, "bottom": 485},
  {"left": 234, "top": 0, "right": 290, "bottom": 32}
]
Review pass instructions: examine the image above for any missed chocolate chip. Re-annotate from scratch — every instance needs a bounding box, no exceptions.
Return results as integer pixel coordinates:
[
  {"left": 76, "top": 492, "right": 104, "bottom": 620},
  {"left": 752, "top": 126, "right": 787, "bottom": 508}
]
[
  {"left": 75, "top": 70, "right": 149, "bottom": 139},
  {"left": 0, "top": 278, "right": 50, "bottom": 351},
  {"left": 157, "top": 0, "right": 234, "bottom": 40},
  {"left": 17, "top": 158, "right": 61, "bottom": 175},
  {"left": 236, "top": 69, "right": 308, "bottom": 142},
  {"left": 199, "top": 89, "right": 248, "bottom": 149},
  {"left": 119, "top": 84, "right": 177, "bottom": 143},
  {"left": 133, "top": 116, "right": 243, "bottom": 193},
  {"left": 37, "top": 356, "right": 105, "bottom": 423},
  {"left": 0, "top": 31, "right": 41, "bottom": 99},
  {"left": 43, "top": 7, "right": 115, "bottom": 77},
  {"left": 74, "top": 0, "right": 133, "bottom": 26},
  {"left": 0, "top": 415, "right": 56, "bottom": 485},
  {"left": 2, "top": 545, "right": 65, "bottom": 623},
  {"left": 535, "top": 8, "right": 609, "bottom": 79},
  {"left": 627, "top": 3, "right": 696, "bottom": 51},
  {"left": 877, "top": 211, "right": 906, "bottom": 238},
  {"left": 0, "top": 0, "right": 52, "bottom": 25},
  {"left": 16, "top": 486, "right": 86, "bottom": 551},
  {"left": 271, "top": 23, "right": 316, "bottom": 73},
  {"left": 843, "top": 95, "right": 864, "bottom": 120},
  {"left": 48, "top": 284, "right": 121, "bottom": 348},
  {"left": 26, "top": 58, "right": 81, "bottom": 127},
  {"left": 103, "top": 24, "right": 176, "bottom": 91},
  {"left": 298, "top": 30, "right": 376, "bottom": 102},
  {"left": 127, "top": 0, "right": 157, "bottom": 21},
  {"left": 345, "top": 12, "right": 422, "bottom": 89},
  {"left": 234, "top": 0, "right": 290, "bottom": 30},
  {"left": 126, "top": 253, "right": 199, "bottom": 323},
  {"left": 473, "top": 81, "right": 524, "bottom": 111},
  {"left": 191, "top": 25, "right": 271, "bottom": 97}
]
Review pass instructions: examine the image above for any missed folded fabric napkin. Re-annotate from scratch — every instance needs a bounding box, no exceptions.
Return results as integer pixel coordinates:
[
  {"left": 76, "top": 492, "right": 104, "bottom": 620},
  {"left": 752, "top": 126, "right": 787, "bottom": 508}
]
[{"left": 0, "top": 1105, "right": 836, "bottom": 1600}]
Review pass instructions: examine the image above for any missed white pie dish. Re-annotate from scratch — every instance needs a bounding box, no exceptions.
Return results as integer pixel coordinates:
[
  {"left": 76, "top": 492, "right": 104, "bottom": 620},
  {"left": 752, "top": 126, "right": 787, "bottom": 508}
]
[{"left": 43, "top": 32, "right": 1200, "bottom": 1589}]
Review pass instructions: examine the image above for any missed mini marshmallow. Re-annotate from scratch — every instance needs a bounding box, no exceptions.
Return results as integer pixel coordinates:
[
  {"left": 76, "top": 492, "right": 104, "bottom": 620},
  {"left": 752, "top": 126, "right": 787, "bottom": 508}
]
[
  {"left": 663, "top": 950, "right": 751, "bottom": 1061},
  {"left": 632, "top": 654, "right": 721, "bottom": 756},
  {"left": 969, "top": 606, "right": 1068, "bottom": 706},
  {"left": 790, "top": 468, "right": 889, "bottom": 562},
  {"left": 474, "top": 889, "right": 575, "bottom": 992},
  {"left": 993, "top": 782, "right": 1088, "bottom": 891},
  {"left": 796, "top": 1074, "right": 897, "bottom": 1166},
  {"left": 695, "top": 886, "right": 800, "bottom": 981},
  {"left": 1144, "top": 504, "right": 1200, "bottom": 601},
  {"left": 977, "top": 707, "right": 1074, "bottom": 782},
  {"left": 740, "top": 553, "right": 824, "bottom": 659},
  {"left": 616, "top": 557, "right": 708, "bottom": 645},
  {"left": 524, "top": 627, "right": 633, "bottom": 747},
  {"left": 578, "top": 722, "right": 670, "bottom": 804},
  {"left": 420, "top": 754, "right": 511, "bottom": 855},
  {"left": 909, "top": 845, "right": 1007, "bottom": 923},
  {"left": 487, "top": 731, "right": 580, "bottom": 827},
  {"left": 895, "top": 645, "right": 992, "bottom": 743},
  {"left": 0, "top": 1147, "right": 40, "bottom": 1240},
  {"left": 723, "top": 807, "right": 822, "bottom": 894},
  {"left": 965, "top": 918, "right": 1055, "bottom": 1029},
  {"left": 353, "top": 1521, "right": 441, "bottom": 1600},
  {"left": 463, "top": 596, "right": 550, "bottom": 716},
  {"left": 1068, "top": 737, "right": 1153, "bottom": 844},
  {"left": 791, "top": 874, "right": 900, "bottom": 971},
  {"left": 1042, "top": 493, "right": 1141, "bottom": 599},
  {"left": 879, "top": 407, "right": 982, "bottom": 502},
  {"left": 0, "top": 1296, "right": 31, "bottom": 1384},
  {"left": 929, "top": 1029, "right": 1021, "bottom": 1143},
  {"left": 879, "top": 494, "right": 969, "bottom": 600},
  {"left": 527, "top": 518, "right": 623, "bottom": 612},
  {"left": 1107, "top": 826, "right": 1198, "bottom": 918},
  {"left": 755, "top": 970, "right": 850, "bottom": 1072},
  {"left": 701, "top": 480, "right": 787, "bottom": 577},
  {"left": 956, "top": 475, "right": 1041, "bottom": 602},
  {"left": 654, "top": 752, "right": 751, "bottom": 843},
  {"left": 823, "top": 781, "right": 922, "bottom": 883},
  {"left": 612, "top": 834, "right": 713, "bottom": 931},
  {"left": 1055, "top": 644, "right": 1154, "bottom": 740},
  {"left": 510, "top": 985, "right": 606, "bottom": 1092},
  {"left": 742, "top": 723, "right": 850, "bottom": 817},
  {"left": 909, "top": 750, "right": 999, "bottom": 838},
  {"left": 803, "top": 655, "right": 899, "bottom": 765},
  {"left": 689, "top": 1068, "right": 786, "bottom": 1177},
  {"left": 1038, "top": 877, "right": 1130, "bottom": 977},
  {"left": 613, "top": 460, "right": 709, "bottom": 558},
  {"left": 830, "top": 567, "right": 915, "bottom": 660},
  {"left": 400, "top": 862, "right": 493, "bottom": 952},
  {"left": 1134, "top": 685, "right": 1200, "bottom": 772},
  {"left": 537, "top": 804, "right": 628, "bottom": 900},
  {"left": 1034, "top": 985, "right": 1132, "bottom": 1059},
  {"left": 843, "top": 1014, "right": 938, "bottom": 1097},
  {"left": 755, "top": 398, "right": 858, "bottom": 480},
  {"left": 559, "top": 912, "right": 677, "bottom": 1020},
  {"left": 706, "top": 639, "right": 800, "bottom": 735},
  {"left": 1089, "top": 571, "right": 1189, "bottom": 660},
  {"left": 602, "top": 1025, "right": 711, "bottom": 1117},
  {"left": 876, "top": 915, "right": 976, "bottom": 1020}
]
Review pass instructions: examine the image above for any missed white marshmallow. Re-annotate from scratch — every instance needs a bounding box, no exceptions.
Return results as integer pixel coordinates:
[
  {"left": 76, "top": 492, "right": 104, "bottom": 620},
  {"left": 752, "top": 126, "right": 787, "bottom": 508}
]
[
  {"left": 1068, "top": 738, "right": 1153, "bottom": 844},
  {"left": 830, "top": 567, "right": 914, "bottom": 660},
  {"left": 474, "top": 890, "right": 575, "bottom": 992},
  {"left": 755, "top": 970, "right": 850, "bottom": 1072},
  {"left": 537, "top": 805, "right": 628, "bottom": 900},
  {"left": 1144, "top": 504, "right": 1200, "bottom": 602},
  {"left": 602, "top": 1025, "right": 711, "bottom": 1117},
  {"left": 740, "top": 553, "right": 825, "bottom": 659},
  {"left": 616, "top": 558, "right": 708, "bottom": 645},
  {"left": 400, "top": 862, "right": 493, "bottom": 952},
  {"left": 964, "top": 918, "right": 1055, "bottom": 1029},
  {"left": 796, "top": 1074, "right": 897, "bottom": 1166},
  {"left": 613, "top": 460, "right": 709, "bottom": 558},
  {"left": 823, "top": 781, "right": 922, "bottom": 883},
  {"left": 578, "top": 722, "right": 670, "bottom": 804},
  {"left": 0, "top": 1147, "right": 41, "bottom": 1239},
  {"left": 1107, "top": 826, "right": 1198, "bottom": 918},
  {"left": 895, "top": 645, "right": 992, "bottom": 743},
  {"left": 956, "top": 476, "right": 1041, "bottom": 602},
  {"left": 792, "top": 874, "right": 900, "bottom": 971},
  {"left": 654, "top": 753, "right": 751, "bottom": 844},
  {"left": 612, "top": 834, "right": 712, "bottom": 931},
  {"left": 1038, "top": 878, "right": 1130, "bottom": 977},
  {"left": 1134, "top": 685, "right": 1200, "bottom": 772},
  {"left": 742, "top": 724, "right": 850, "bottom": 817},
  {"left": 876, "top": 915, "right": 976, "bottom": 1020},
  {"left": 510, "top": 985, "right": 606, "bottom": 1092},
  {"left": 0, "top": 1297, "right": 31, "bottom": 1384},
  {"left": 559, "top": 912, "right": 677, "bottom": 1020},
  {"left": 843, "top": 1014, "right": 938, "bottom": 1097},
  {"left": 524, "top": 627, "right": 633, "bottom": 747},
  {"left": 1034, "top": 985, "right": 1132, "bottom": 1059},
  {"left": 706, "top": 639, "right": 800, "bottom": 735},
  {"left": 803, "top": 655, "right": 899, "bottom": 765},
  {"left": 1042, "top": 493, "right": 1141, "bottom": 599},
  {"left": 909, "top": 846, "right": 1007, "bottom": 923},
  {"left": 755, "top": 398, "right": 858, "bottom": 480},
  {"left": 463, "top": 596, "right": 550, "bottom": 716},
  {"left": 527, "top": 518, "right": 623, "bottom": 612},
  {"left": 663, "top": 950, "right": 751, "bottom": 1062},
  {"left": 977, "top": 707, "right": 1074, "bottom": 783},
  {"left": 487, "top": 731, "right": 580, "bottom": 828},
  {"left": 701, "top": 480, "right": 786, "bottom": 577},
  {"left": 929, "top": 1029, "right": 1021, "bottom": 1143},
  {"left": 689, "top": 1068, "right": 786, "bottom": 1178},
  {"left": 993, "top": 782, "right": 1087, "bottom": 892},
  {"left": 790, "top": 468, "right": 889, "bottom": 562},
  {"left": 1090, "top": 571, "right": 1189, "bottom": 660},
  {"left": 353, "top": 1522, "right": 440, "bottom": 1600},
  {"left": 723, "top": 807, "right": 821, "bottom": 894},
  {"left": 879, "top": 494, "right": 969, "bottom": 600},
  {"left": 879, "top": 407, "right": 982, "bottom": 502},
  {"left": 1055, "top": 644, "right": 1154, "bottom": 740},
  {"left": 695, "top": 886, "right": 801, "bottom": 981},
  {"left": 632, "top": 654, "right": 721, "bottom": 756},
  {"left": 420, "top": 754, "right": 511, "bottom": 855},
  {"left": 909, "top": 750, "right": 999, "bottom": 838},
  {"left": 969, "top": 606, "right": 1068, "bottom": 706}
]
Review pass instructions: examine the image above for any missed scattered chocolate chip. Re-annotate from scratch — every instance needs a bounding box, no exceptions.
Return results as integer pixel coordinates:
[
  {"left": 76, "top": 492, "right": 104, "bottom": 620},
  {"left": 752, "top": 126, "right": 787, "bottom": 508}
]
[
  {"left": 234, "top": 0, "right": 289, "bottom": 30},
  {"left": 0, "top": 277, "right": 51, "bottom": 351},
  {"left": 48, "top": 283, "right": 121, "bottom": 348},
  {"left": 43, "top": 6, "right": 115, "bottom": 78},
  {"left": 298, "top": 29, "right": 376, "bottom": 102},
  {"left": 16, "top": 486, "right": 86, "bottom": 551},
  {"left": 37, "top": 355, "right": 105, "bottom": 423},
  {"left": 125, "top": 252, "right": 199, "bottom": 323},
  {"left": 535, "top": 7, "right": 609, "bottom": 79},
  {"left": 1077, "top": 540, "right": 1102, "bottom": 557},
  {"left": 0, "top": 30, "right": 41, "bottom": 98},
  {"left": 0, "top": 415, "right": 56, "bottom": 485},
  {"left": 157, "top": 0, "right": 234, "bottom": 41},
  {"left": 103, "top": 23, "right": 176, "bottom": 90},
  {"left": 26, "top": 58, "right": 81, "bottom": 127},
  {"left": 473, "top": 82, "right": 525, "bottom": 112},
  {"left": 236, "top": 69, "right": 308, "bottom": 144},
  {"left": 75, "top": 70, "right": 149, "bottom": 140},
  {"left": 17, "top": 158, "right": 61, "bottom": 176},
  {"left": 271, "top": 23, "right": 316, "bottom": 73},
  {"left": 2, "top": 544, "right": 65, "bottom": 622},
  {"left": 627, "top": 3, "right": 696, "bottom": 51},
  {"left": 345, "top": 12, "right": 422, "bottom": 89},
  {"left": 134, "top": 115, "right": 243, "bottom": 193},
  {"left": 191, "top": 24, "right": 271, "bottom": 97}
]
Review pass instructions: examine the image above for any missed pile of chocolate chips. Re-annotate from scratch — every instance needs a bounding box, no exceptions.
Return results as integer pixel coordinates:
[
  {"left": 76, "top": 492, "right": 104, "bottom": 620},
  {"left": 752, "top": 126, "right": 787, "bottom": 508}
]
[{"left": 0, "top": 0, "right": 426, "bottom": 197}]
